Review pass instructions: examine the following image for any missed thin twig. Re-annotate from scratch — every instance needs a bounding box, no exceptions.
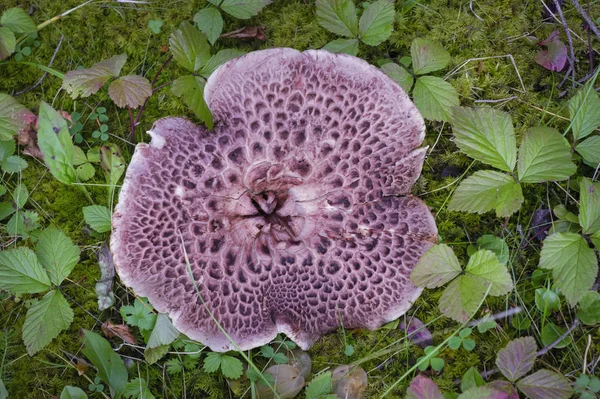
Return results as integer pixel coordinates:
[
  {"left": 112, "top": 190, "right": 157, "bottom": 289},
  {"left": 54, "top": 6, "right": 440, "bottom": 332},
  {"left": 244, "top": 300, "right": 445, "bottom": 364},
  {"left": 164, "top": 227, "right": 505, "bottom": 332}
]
[
  {"left": 570, "top": 0, "right": 600, "bottom": 40},
  {"left": 15, "top": 35, "right": 64, "bottom": 95},
  {"left": 537, "top": 318, "right": 579, "bottom": 356},
  {"left": 553, "top": 0, "right": 577, "bottom": 88}
]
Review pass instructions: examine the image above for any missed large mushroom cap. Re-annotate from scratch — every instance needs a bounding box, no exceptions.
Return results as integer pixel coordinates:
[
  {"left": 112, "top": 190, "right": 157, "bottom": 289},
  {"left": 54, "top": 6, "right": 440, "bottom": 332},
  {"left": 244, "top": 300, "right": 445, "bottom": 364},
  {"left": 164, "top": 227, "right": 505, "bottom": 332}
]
[{"left": 111, "top": 48, "right": 437, "bottom": 351}]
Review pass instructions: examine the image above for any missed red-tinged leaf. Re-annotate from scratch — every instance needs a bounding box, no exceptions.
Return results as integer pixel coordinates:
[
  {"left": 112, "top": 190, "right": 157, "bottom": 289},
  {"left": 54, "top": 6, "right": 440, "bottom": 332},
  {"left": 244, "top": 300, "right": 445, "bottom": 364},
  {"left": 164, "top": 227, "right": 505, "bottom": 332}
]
[
  {"left": 516, "top": 369, "right": 573, "bottom": 399},
  {"left": 221, "top": 26, "right": 267, "bottom": 41},
  {"left": 75, "top": 358, "right": 90, "bottom": 376},
  {"left": 496, "top": 337, "right": 537, "bottom": 382},
  {"left": 406, "top": 375, "right": 443, "bottom": 399},
  {"left": 62, "top": 54, "right": 127, "bottom": 98},
  {"left": 535, "top": 31, "right": 567, "bottom": 72},
  {"left": 0, "top": 93, "right": 36, "bottom": 140},
  {"left": 108, "top": 75, "right": 152, "bottom": 108},
  {"left": 459, "top": 385, "right": 510, "bottom": 399},
  {"left": 101, "top": 320, "right": 136, "bottom": 344},
  {"left": 399, "top": 317, "right": 433, "bottom": 348},
  {"left": 488, "top": 381, "right": 519, "bottom": 399}
]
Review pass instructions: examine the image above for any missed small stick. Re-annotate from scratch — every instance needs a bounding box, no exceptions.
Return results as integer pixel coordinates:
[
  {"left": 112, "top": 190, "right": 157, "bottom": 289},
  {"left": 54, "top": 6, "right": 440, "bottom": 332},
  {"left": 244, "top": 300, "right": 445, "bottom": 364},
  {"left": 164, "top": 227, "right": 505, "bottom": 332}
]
[
  {"left": 15, "top": 35, "right": 64, "bottom": 95},
  {"left": 553, "top": 0, "right": 577, "bottom": 88},
  {"left": 570, "top": 0, "right": 600, "bottom": 40},
  {"left": 537, "top": 318, "right": 579, "bottom": 356}
]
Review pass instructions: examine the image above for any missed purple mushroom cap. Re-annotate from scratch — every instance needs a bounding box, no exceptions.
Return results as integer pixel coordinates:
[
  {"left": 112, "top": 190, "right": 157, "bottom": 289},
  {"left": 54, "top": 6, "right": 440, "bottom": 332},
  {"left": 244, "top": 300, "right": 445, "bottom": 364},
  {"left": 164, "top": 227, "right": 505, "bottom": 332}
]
[{"left": 111, "top": 48, "right": 438, "bottom": 351}]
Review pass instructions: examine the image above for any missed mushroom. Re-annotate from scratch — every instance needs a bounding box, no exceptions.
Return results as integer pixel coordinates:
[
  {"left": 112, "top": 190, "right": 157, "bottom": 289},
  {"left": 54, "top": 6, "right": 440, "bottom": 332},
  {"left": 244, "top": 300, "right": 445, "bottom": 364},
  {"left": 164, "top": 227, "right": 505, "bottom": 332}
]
[{"left": 111, "top": 48, "right": 437, "bottom": 352}]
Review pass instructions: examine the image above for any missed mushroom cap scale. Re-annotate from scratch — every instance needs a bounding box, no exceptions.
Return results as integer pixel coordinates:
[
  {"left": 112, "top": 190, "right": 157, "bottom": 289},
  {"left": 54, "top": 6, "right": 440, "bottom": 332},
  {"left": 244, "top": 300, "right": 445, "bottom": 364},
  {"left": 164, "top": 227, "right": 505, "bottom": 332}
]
[{"left": 111, "top": 48, "right": 437, "bottom": 352}]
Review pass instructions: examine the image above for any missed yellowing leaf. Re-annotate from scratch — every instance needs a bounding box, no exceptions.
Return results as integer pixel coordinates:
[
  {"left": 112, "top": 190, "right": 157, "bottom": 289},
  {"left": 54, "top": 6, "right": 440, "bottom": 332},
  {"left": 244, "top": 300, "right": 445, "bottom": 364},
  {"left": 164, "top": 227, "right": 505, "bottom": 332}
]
[
  {"left": 108, "top": 75, "right": 152, "bottom": 108},
  {"left": 517, "top": 127, "right": 576, "bottom": 183},
  {"left": 62, "top": 54, "right": 127, "bottom": 99},
  {"left": 439, "top": 274, "right": 485, "bottom": 323},
  {"left": 0, "top": 93, "right": 35, "bottom": 140}
]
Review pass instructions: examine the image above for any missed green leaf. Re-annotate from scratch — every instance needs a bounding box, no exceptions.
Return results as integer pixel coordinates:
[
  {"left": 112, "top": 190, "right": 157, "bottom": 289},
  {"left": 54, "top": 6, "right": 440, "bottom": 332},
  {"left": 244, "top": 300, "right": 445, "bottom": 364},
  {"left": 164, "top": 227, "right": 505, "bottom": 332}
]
[
  {"left": 1, "top": 8, "right": 37, "bottom": 33},
  {"left": 203, "top": 352, "right": 222, "bottom": 373},
  {"left": 120, "top": 299, "right": 156, "bottom": 331},
  {"left": 575, "top": 136, "right": 600, "bottom": 164},
  {"left": 219, "top": 0, "right": 269, "bottom": 19},
  {"left": 411, "top": 38, "right": 451, "bottom": 75},
  {"left": 2, "top": 155, "right": 28, "bottom": 173},
  {"left": 358, "top": 0, "right": 395, "bottom": 46},
  {"left": 83, "top": 205, "right": 112, "bottom": 233},
  {"left": 540, "top": 323, "right": 571, "bottom": 349},
  {"left": 108, "top": 75, "right": 152, "bottom": 109},
  {"left": 448, "top": 170, "right": 523, "bottom": 218},
  {"left": 199, "top": 49, "right": 245, "bottom": 78},
  {"left": 60, "top": 386, "right": 88, "bottom": 399},
  {"left": 37, "top": 226, "right": 80, "bottom": 286},
  {"left": 411, "top": 244, "right": 461, "bottom": 288},
  {"left": 568, "top": 83, "right": 600, "bottom": 141},
  {"left": 172, "top": 75, "right": 213, "bottom": 129},
  {"left": 592, "top": 231, "right": 600, "bottom": 250},
  {"left": 517, "top": 127, "right": 576, "bottom": 183},
  {"left": 535, "top": 288, "right": 561, "bottom": 316},
  {"left": 577, "top": 291, "right": 600, "bottom": 325},
  {"left": 148, "top": 19, "right": 163, "bottom": 34},
  {"left": 322, "top": 38, "right": 359, "bottom": 56},
  {"left": 381, "top": 62, "right": 413, "bottom": 92},
  {"left": 465, "top": 249, "right": 513, "bottom": 296},
  {"left": 122, "top": 378, "right": 155, "bottom": 399},
  {"left": 82, "top": 330, "right": 128, "bottom": 397},
  {"left": 0, "top": 202, "right": 15, "bottom": 220},
  {"left": 316, "top": 0, "right": 359, "bottom": 38},
  {"left": 539, "top": 232, "right": 598, "bottom": 305},
  {"left": 37, "top": 102, "right": 77, "bottom": 184},
  {"left": 144, "top": 344, "right": 169, "bottom": 364},
  {"left": 0, "top": 247, "right": 51, "bottom": 294},
  {"left": 460, "top": 367, "right": 485, "bottom": 393},
  {"left": 413, "top": 76, "right": 459, "bottom": 122},
  {"left": 220, "top": 355, "right": 243, "bottom": 379},
  {"left": 22, "top": 290, "right": 73, "bottom": 355},
  {"left": 0, "top": 139, "right": 15, "bottom": 161},
  {"left": 99, "top": 143, "right": 125, "bottom": 202},
  {"left": 62, "top": 54, "right": 127, "bottom": 99},
  {"left": 6, "top": 210, "right": 39, "bottom": 237},
  {"left": 0, "top": 93, "right": 35, "bottom": 140},
  {"left": 474, "top": 235, "right": 509, "bottom": 265},
  {"left": 147, "top": 313, "right": 180, "bottom": 348},
  {"left": 11, "top": 183, "right": 27, "bottom": 209},
  {"left": 193, "top": 8, "right": 223, "bottom": 45},
  {"left": 169, "top": 22, "right": 211, "bottom": 73},
  {"left": 579, "top": 178, "right": 600, "bottom": 234},
  {"left": 451, "top": 107, "right": 517, "bottom": 172},
  {"left": 306, "top": 371, "right": 333, "bottom": 398},
  {"left": 76, "top": 162, "right": 95, "bottom": 181},
  {"left": 0, "top": 27, "right": 16, "bottom": 61}
]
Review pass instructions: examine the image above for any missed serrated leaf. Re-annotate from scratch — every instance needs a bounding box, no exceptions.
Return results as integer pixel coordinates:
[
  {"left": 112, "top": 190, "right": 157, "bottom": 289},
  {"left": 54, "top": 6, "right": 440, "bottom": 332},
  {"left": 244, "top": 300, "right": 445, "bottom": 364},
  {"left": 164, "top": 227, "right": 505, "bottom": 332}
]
[
  {"left": 449, "top": 170, "right": 523, "bottom": 217},
  {"left": 221, "top": 355, "right": 243, "bottom": 379},
  {"left": 439, "top": 275, "right": 484, "bottom": 323},
  {"left": 579, "top": 178, "right": 600, "bottom": 234},
  {"left": 108, "top": 75, "right": 152, "bottom": 109},
  {"left": 37, "top": 226, "right": 80, "bottom": 286},
  {"left": 474, "top": 235, "right": 509, "bottom": 264},
  {"left": 193, "top": 7, "right": 223, "bottom": 45},
  {"left": 539, "top": 232, "right": 598, "bottom": 305},
  {"left": 22, "top": 289, "right": 73, "bottom": 355},
  {"left": 2, "top": 155, "right": 28, "bottom": 173},
  {"left": 6, "top": 210, "right": 39, "bottom": 237},
  {"left": 199, "top": 49, "right": 245, "bottom": 78},
  {"left": 316, "top": 0, "right": 359, "bottom": 38},
  {"left": 122, "top": 378, "right": 155, "bottom": 399},
  {"left": 0, "top": 139, "right": 15, "bottom": 161},
  {"left": 203, "top": 352, "right": 222, "bottom": 373},
  {"left": 465, "top": 250, "right": 513, "bottom": 296},
  {"left": 148, "top": 19, "right": 162, "bottom": 34},
  {"left": 411, "top": 38, "right": 451, "bottom": 75},
  {"left": 12, "top": 182, "right": 27, "bottom": 209},
  {"left": 60, "top": 386, "right": 88, "bottom": 399},
  {"left": 495, "top": 337, "right": 536, "bottom": 382},
  {"left": 147, "top": 313, "right": 179, "bottom": 349},
  {"left": 220, "top": 0, "right": 270, "bottom": 19},
  {"left": 413, "top": 76, "right": 459, "bottom": 122},
  {"left": 516, "top": 369, "right": 573, "bottom": 399},
  {"left": 569, "top": 83, "right": 600, "bottom": 141},
  {"left": 358, "top": 0, "right": 395, "bottom": 46},
  {"left": 144, "top": 344, "right": 169, "bottom": 364},
  {"left": 451, "top": 107, "right": 517, "bottom": 172},
  {"left": 406, "top": 374, "right": 443, "bottom": 399},
  {"left": 517, "top": 127, "right": 576, "bottom": 183},
  {"left": 172, "top": 75, "right": 213, "bottom": 129},
  {"left": 82, "top": 330, "right": 128, "bottom": 397},
  {"left": 37, "top": 102, "right": 77, "bottom": 184},
  {"left": 120, "top": 299, "right": 156, "bottom": 331},
  {"left": 458, "top": 386, "right": 507, "bottom": 399},
  {"left": 381, "top": 62, "right": 414, "bottom": 92},
  {"left": 169, "top": 22, "right": 211, "bottom": 73},
  {"left": 411, "top": 244, "right": 461, "bottom": 288},
  {"left": 62, "top": 54, "right": 127, "bottom": 98},
  {"left": 1, "top": 8, "right": 37, "bottom": 33},
  {"left": 83, "top": 205, "right": 111, "bottom": 233},
  {"left": 0, "top": 27, "right": 15, "bottom": 61},
  {"left": 575, "top": 136, "right": 600, "bottom": 163},
  {"left": 76, "top": 162, "right": 95, "bottom": 181},
  {"left": 306, "top": 371, "right": 333, "bottom": 398},
  {"left": 0, "top": 93, "right": 35, "bottom": 140},
  {"left": 322, "top": 38, "right": 359, "bottom": 55},
  {"left": 577, "top": 291, "right": 600, "bottom": 325},
  {"left": 0, "top": 247, "right": 51, "bottom": 294},
  {"left": 0, "top": 202, "right": 15, "bottom": 220}
]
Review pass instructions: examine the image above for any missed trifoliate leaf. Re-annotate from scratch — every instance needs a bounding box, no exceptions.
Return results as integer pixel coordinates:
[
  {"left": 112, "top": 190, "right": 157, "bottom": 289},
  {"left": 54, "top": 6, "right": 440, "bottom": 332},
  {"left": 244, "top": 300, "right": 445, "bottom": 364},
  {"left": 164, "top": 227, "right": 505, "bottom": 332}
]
[
  {"left": 465, "top": 249, "right": 513, "bottom": 296},
  {"left": 575, "top": 136, "right": 600, "bottom": 164},
  {"left": 1, "top": 8, "right": 37, "bottom": 33},
  {"left": 473, "top": 235, "right": 509, "bottom": 264},
  {"left": 193, "top": 7, "right": 223, "bottom": 45},
  {"left": 323, "top": 38, "right": 359, "bottom": 55},
  {"left": 147, "top": 313, "right": 180, "bottom": 349},
  {"left": 203, "top": 352, "right": 222, "bottom": 373},
  {"left": 2, "top": 155, "right": 28, "bottom": 173},
  {"left": 411, "top": 38, "right": 451, "bottom": 75},
  {"left": 413, "top": 76, "right": 459, "bottom": 122},
  {"left": 108, "top": 75, "right": 152, "bottom": 109},
  {"left": 495, "top": 337, "right": 536, "bottom": 382},
  {"left": 577, "top": 291, "right": 600, "bottom": 326},
  {"left": 411, "top": 244, "right": 461, "bottom": 288},
  {"left": 517, "top": 127, "right": 576, "bottom": 183},
  {"left": 22, "top": 289, "right": 73, "bottom": 355},
  {"left": 0, "top": 247, "right": 51, "bottom": 294},
  {"left": 219, "top": 0, "right": 270, "bottom": 19},
  {"left": 37, "top": 102, "right": 77, "bottom": 184},
  {"left": 358, "top": 0, "right": 395, "bottom": 46},
  {"left": 450, "top": 107, "right": 517, "bottom": 172},
  {"left": 37, "top": 226, "right": 81, "bottom": 286},
  {"left": 120, "top": 299, "right": 156, "bottom": 331},
  {"left": 220, "top": 355, "right": 243, "bottom": 379},
  {"left": 172, "top": 75, "right": 213, "bottom": 129},
  {"left": 0, "top": 93, "right": 35, "bottom": 140},
  {"left": 169, "top": 22, "right": 211, "bottom": 73},
  {"left": 0, "top": 27, "right": 15, "bottom": 61},
  {"left": 381, "top": 62, "right": 414, "bottom": 92},
  {"left": 316, "top": 0, "right": 359, "bottom": 38},
  {"left": 579, "top": 178, "right": 600, "bottom": 234},
  {"left": 83, "top": 205, "right": 112, "bottom": 233},
  {"left": 569, "top": 82, "right": 600, "bottom": 141},
  {"left": 448, "top": 170, "right": 523, "bottom": 217},
  {"left": 82, "top": 330, "right": 128, "bottom": 397},
  {"left": 539, "top": 232, "right": 598, "bottom": 305},
  {"left": 148, "top": 19, "right": 163, "bottom": 35},
  {"left": 516, "top": 369, "right": 573, "bottom": 399},
  {"left": 122, "top": 378, "right": 155, "bottom": 399},
  {"left": 199, "top": 49, "right": 245, "bottom": 78},
  {"left": 60, "top": 386, "right": 88, "bottom": 399},
  {"left": 62, "top": 54, "right": 127, "bottom": 98}
]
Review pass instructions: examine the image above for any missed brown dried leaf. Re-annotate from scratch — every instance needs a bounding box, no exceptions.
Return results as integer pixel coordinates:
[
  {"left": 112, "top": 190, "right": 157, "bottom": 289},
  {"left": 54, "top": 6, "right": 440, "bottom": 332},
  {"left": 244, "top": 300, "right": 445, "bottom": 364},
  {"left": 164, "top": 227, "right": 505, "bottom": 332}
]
[
  {"left": 101, "top": 320, "right": 136, "bottom": 344},
  {"left": 75, "top": 358, "right": 90, "bottom": 376},
  {"left": 221, "top": 26, "right": 267, "bottom": 41}
]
